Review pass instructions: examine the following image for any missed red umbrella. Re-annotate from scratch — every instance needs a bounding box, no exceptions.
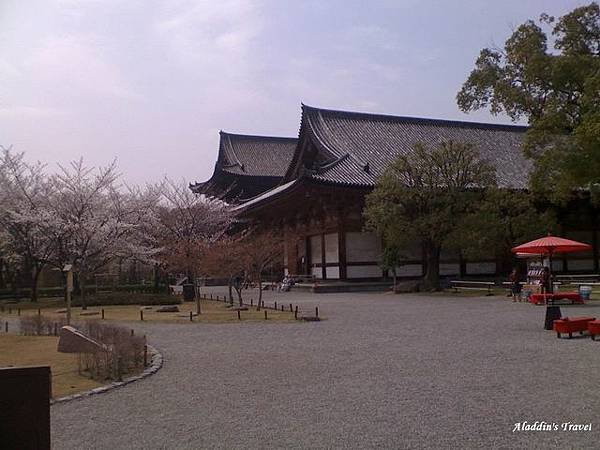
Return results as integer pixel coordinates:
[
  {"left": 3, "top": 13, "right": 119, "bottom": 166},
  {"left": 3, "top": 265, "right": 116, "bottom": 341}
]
[
  {"left": 512, "top": 235, "right": 592, "bottom": 256},
  {"left": 512, "top": 235, "right": 592, "bottom": 304}
]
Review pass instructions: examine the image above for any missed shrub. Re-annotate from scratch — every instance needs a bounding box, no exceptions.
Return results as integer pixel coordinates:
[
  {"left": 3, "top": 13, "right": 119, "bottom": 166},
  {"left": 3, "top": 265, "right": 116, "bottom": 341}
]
[
  {"left": 76, "top": 321, "right": 146, "bottom": 381},
  {"left": 19, "top": 315, "right": 68, "bottom": 336},
  {"left": 71, "top": 292, "right": 181, "bottom": 307}
]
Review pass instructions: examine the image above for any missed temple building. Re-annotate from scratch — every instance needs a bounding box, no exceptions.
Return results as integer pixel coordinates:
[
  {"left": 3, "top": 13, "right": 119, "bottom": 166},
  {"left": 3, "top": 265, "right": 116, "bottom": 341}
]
[
  {"left": 194, "top": 105, "right": 599, "bottom": 280},
  {"left": 190, "top": 131, "right": 297, "bottom": 202}
]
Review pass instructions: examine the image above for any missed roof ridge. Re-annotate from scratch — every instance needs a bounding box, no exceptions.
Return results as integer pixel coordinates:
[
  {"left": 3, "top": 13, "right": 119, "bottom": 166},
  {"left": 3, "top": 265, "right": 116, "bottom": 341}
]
[
  {"left": 220, "top": 130, "right": 298, "bottom": 141},
  {"left": 301, "top": 104, "right": 528, "bottom": 132}
]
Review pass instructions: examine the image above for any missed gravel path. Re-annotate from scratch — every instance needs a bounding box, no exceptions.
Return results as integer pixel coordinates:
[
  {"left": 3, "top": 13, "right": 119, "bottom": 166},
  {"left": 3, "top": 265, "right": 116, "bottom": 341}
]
[{"left": 51, "top": 289, "right": 600, "bottom": 449}]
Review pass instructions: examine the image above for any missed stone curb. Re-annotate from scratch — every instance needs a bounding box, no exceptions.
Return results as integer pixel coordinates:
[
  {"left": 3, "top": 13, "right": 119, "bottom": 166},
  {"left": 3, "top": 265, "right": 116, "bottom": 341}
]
[{"left": 50, "top": 344, "right": 163, "bottom": 405}]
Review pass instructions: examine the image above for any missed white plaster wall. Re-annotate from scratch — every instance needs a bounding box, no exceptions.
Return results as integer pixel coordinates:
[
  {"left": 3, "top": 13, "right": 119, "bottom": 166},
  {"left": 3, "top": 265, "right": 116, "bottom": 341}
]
[
  {"left": 440, "top": 263, "right": 460, "bottom": 275},
  {"left": 310, "top": 235, "right": 322, "bottom": 265},
  {"left": 347, "top": 265, "right": 383, "bottom": 278},
  {"left": 466, "top": 262, "right": 496, "bottom": 275},
  {"left": 396, "top": 264, "right": 422, "bottom": 277},
  {"left": 324, "top": 233, "right": 339, "bottom": 263},
  {"left": 326, "top": 266, "right": 340, "bottom": 279},
  {"left": 567, "top": 259, "right": 595, "bottom": 271},
  {"left": 346, "top": 232, "right": 381, "bottom": 263}
]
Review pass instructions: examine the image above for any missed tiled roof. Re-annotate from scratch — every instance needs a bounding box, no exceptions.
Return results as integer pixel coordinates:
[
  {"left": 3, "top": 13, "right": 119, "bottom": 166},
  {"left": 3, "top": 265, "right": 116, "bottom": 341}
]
[
  {"left": 218, "top": 132, "right": 297, "bottom": 177},
  {"left": 288, "top": 105, "right": 530, "bottom": 189},
  {"left": 190, "top": 132, "right": 297, "bottom": 201},
  {"left": 231, "top": 179, "right": 300, "bottom": 212}
]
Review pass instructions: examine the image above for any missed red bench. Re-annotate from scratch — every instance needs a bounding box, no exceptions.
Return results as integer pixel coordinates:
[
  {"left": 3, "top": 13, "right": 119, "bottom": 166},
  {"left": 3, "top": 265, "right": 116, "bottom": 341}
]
[
  {"left": 553, "top": 316, "right": 596, "bottom": 338},
  {"left": 588, "top": 320, "right": 600, "bottom": 341},
  {"left": 529, "top": 292, "right": 584, "bottom": 305}
]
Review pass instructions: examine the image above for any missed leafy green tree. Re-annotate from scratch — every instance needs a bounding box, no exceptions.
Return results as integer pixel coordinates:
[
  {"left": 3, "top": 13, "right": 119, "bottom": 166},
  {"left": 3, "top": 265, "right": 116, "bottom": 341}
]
[
  {"left": 457, "top": 2, "right": 600, "bottom": 203},
  {"left": 451, "top": 189, "right": 558, "bottom": 272},
  {"left": 364, "top": 141, "right": 496, "bottom": 290},
  {"left": 379, "top": 244, "right": 405, "bottom": 290}
]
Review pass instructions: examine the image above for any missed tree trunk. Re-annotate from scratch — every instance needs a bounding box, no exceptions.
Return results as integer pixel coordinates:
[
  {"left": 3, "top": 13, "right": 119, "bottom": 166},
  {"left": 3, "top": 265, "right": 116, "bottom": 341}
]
[
  {"left": 153, "top": 263, "right": 160, "bottom": 293},
  {"left": 423, "top": 241, "right": 441, "bottom": 291},
  {"left": 80, "top": 275, "right": 87, "bottom": 310},
  {"left": 0, "top": 258, "right": 5, "bottom": 289},
  {"left": 30, "top": 265, "right": 42, "bottom": 303},
  {"left": 258, "top": 274, "right": 263, "bottom": 304},
  {"left": 235, "top": 279, "right": 243, "bottom": 305}
]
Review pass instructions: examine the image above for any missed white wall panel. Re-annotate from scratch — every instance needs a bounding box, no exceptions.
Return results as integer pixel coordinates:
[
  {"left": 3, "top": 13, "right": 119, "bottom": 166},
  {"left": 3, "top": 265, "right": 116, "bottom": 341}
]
[
  {"left": 466, "top": 262, "right": 496, "bottom": 275},
  {"left": 310, "top": 235, "right": 322, "bottom": 265},
  {"left": 326, "top": 266, "right": 340, "bottom": 279},
  {"left": 346, "top": 232, "right": 381, "bottom": 263},
  {"left": 324, "top": 233, "right": 339, "bottom": 263},
  {"left": 567, "top": 259, "right": 595, "bottom": 271},
  {"left": 311, "top": 266, "right": 323, "bottom": 279},
  {"left": 396, "top": 264, "right": 422, "bottom": 277},
  {"left": 347, "top": 265, "right": 383, "bottom": 278},
  {"left": 440, "top": 263, "right": 460, "bottom": 276}
]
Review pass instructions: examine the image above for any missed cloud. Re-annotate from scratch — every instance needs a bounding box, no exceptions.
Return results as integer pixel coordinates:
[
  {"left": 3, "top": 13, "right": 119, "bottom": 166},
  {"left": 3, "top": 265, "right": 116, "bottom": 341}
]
[
  {"left": 154, "top": 0, "right": 264, "bottom": 63},
  {"left": 0, "top": 106, "right": 67, "bottom": 118},
  {"left": 25, "top": 34, "right": 136, "bottom": 100}
]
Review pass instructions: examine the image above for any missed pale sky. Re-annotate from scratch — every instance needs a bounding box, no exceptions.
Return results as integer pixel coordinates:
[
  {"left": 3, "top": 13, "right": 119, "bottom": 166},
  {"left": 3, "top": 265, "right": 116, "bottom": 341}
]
[{"left": 0, "top": 0, "right": 587, "bottom": 185}]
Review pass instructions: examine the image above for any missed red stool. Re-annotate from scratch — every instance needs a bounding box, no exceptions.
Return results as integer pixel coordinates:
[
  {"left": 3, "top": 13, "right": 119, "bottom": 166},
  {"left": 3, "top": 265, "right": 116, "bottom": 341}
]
[
  {"left": 588, "top": 320, "right": 600, "bottom": 341},
  {"left": 553, "top": 316, "right": 596, "bottom": 338}
]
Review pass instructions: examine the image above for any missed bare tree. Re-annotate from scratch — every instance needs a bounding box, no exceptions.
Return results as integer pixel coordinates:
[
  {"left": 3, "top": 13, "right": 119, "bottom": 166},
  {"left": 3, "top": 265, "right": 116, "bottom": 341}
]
[
  {"left": 241, "top": 230, "right": 283, "bottom": 304},
  {"left": 201, "top": 237, "right": 246, "bottom": 305},
  {"left": 156, "top": 178, "right": 232, "bottom": 312}
]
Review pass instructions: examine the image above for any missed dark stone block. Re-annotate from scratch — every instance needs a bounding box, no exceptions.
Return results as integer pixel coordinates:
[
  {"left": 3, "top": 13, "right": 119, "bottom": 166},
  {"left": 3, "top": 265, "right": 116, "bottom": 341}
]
[
  {"left": 545, "top": 306, "right": 562, "bottom": 330},
  {"left": 156, "top": 305, "right": 179, "bottom": 313}
]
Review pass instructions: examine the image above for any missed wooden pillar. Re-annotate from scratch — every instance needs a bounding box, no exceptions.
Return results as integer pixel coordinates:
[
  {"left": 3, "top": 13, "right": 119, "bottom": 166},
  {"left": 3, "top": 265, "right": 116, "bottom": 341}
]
[
  {"left": 321, "top": 233, "right": 326, "bottom": 279},
  {"left": 592, "top": 209, "right": 599, "bottom": 273},
  {"left": 338, "top": 230, "right": 347, "bottom": 280},
  {"left": 459, "top": 253, "right": 467, "bottom": 278},
  {"left": 304, "top": 237, "right": 311, "bottom": 276},
  {"left": 287, "top": 237, "right": 298, "bottom": 275},
  {"left": 560, "top": 224, "right": 568, "bottom": 273}
]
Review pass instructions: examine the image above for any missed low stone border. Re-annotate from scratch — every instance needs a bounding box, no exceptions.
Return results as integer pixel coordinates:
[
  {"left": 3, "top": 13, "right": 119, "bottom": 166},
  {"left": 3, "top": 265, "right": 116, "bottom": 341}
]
[{"left": 50, "top": 344, "right": 163, "bottom": 405}]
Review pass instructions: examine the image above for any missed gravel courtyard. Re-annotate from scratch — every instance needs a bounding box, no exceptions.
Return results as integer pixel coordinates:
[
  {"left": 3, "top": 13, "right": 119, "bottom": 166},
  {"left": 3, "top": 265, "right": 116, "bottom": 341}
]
[{"left": 51, "top": 289, "right": 600, "bottom": 449}]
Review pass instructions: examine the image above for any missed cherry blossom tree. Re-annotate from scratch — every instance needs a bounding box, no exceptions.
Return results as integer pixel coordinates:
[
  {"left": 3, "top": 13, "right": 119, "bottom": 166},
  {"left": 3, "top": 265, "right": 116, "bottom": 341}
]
[
  {"left": 0, "top": 147, "right": 56, "bottom": 301},
  {"left": 48, "top": 159, "right": 162, "bottom": 309}
]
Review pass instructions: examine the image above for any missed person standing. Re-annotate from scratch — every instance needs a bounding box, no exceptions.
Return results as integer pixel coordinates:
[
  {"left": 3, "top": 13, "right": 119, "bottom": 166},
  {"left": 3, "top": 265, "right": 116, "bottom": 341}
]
[
  {"left": 540, "top": 266, "right": 552, "bottom": 295},
  {"left": 509, "top": 268, "right": 522, "bottom": 302}
]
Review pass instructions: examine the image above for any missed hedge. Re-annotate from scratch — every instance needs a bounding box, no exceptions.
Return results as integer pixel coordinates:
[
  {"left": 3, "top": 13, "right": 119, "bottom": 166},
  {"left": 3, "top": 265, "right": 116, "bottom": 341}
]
[
  {"left": 71, "top": 292, "right": 181, "bottom": 307},
  {"left": 0, "top": 284, "right": 168, "bottom": 300}
]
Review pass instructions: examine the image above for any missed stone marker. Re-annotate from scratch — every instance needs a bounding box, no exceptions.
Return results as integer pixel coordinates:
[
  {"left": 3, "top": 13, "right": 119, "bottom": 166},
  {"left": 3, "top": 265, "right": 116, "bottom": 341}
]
[
  {"left": 301, "top": 316, "right": 321, "bottom": 322},
  {"left": 57, "top": 326, "right": 106, "bottom": 354},
  {"left": 156, "top": 305, "right": 179, "bottom": 313}
]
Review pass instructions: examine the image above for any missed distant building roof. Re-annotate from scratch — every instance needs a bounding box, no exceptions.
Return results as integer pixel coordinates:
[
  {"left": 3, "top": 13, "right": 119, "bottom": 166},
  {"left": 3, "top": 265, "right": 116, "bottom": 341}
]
[
  {"left": 190, "top": 131, "right": 297, "bottom": 202},
  {"left": 283, "top": 104, "right": 530, "bottom": 189}
]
